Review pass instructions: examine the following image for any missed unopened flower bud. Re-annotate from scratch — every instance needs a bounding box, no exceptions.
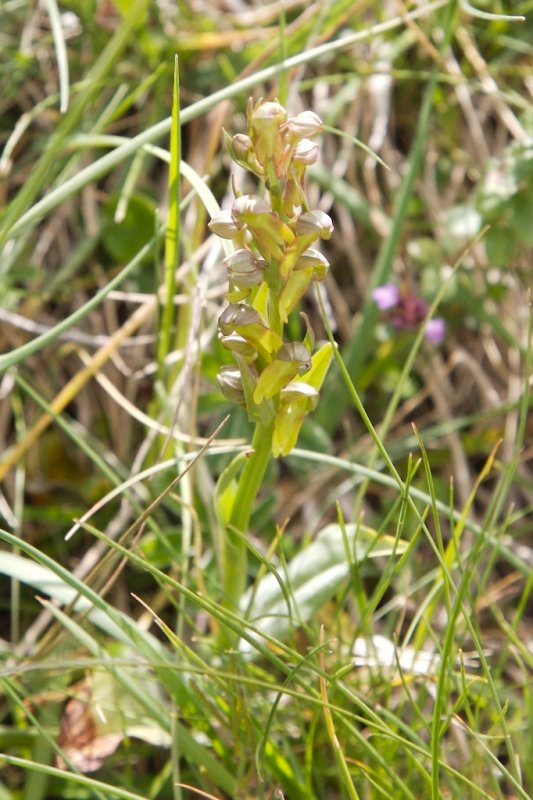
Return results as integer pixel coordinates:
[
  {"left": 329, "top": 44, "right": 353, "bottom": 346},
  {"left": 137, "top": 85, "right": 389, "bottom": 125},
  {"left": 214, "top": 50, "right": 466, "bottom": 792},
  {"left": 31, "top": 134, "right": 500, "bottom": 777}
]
[
  {"left": 277, "top": 342, "right": 312, "bottom": 374},
  {"left": 285, "top": 110, "right": 323, "bottom": 139},
  {"left": 224, "top": 249, "right": 265, "bottom": 287},
  {"left": 294, "top": 248, "right": 330, "bottom": 279},
  {"left": 250, "top": 100, "right": 287, "bottom": 132},
  {"left": 295, "top": 210, "right": 334, "bottom": 240},
  {"left": 208, "top": 209, "right": 241, "bottom": 239},
  {"left": 219, "top": 303, "right": 262, "bottom": 335},
  {"left": 217, "top": 366, "right": 246, "bottom": 405},
  {"left": 293, "top": 138, "right": 320, "bottom": 165},
  {"left": 231, "top": 133, "right": 253, "bottom": 161}
]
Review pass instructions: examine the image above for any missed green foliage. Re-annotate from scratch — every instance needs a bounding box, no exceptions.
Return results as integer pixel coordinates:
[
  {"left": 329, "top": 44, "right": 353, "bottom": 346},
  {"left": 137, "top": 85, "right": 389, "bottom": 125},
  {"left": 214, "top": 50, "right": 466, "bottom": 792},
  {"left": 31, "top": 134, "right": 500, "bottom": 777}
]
[{"left": 1, "top": 1, "right": 532, "bottom": 799}]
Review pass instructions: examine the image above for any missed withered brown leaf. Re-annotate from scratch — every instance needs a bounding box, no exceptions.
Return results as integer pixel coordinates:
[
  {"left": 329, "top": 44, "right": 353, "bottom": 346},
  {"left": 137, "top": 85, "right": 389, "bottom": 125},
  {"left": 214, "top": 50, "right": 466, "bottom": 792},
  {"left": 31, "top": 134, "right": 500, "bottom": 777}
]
[{"left": 55, "top": 680, "right": 123, "bottom": 773}]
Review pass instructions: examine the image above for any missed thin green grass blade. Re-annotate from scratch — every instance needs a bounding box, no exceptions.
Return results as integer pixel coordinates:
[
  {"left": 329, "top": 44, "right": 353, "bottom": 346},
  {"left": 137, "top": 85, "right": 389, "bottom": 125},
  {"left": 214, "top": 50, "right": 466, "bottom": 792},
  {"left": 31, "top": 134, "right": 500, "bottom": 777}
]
[
  {"left": 0, "top": 0, "right": 151, "bottom": 247},
  {"left": 1, "top": 0, "right": 450, "bottom": 245},
  {"left": 0, "top": 225, "right": 164, "bottom": 372},
  {"left": 157, "top": 56, "right": 181, "bottom": 371},
  {"left": 44, "top": 0, "right": 70, "bottom": 113},
  {"left": 318, "top": 3, "right": 456, "bottom": 431},
  {"left": 0, "top": 754, "right": 156, "bottom": 800}
]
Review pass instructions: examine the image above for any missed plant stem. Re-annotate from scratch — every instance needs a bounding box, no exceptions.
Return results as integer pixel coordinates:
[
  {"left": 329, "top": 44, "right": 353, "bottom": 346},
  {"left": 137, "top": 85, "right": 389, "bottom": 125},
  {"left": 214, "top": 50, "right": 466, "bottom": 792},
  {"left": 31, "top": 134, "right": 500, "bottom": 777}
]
[{"left": 222, "top": 419, "right": 274, "bottom": 621}]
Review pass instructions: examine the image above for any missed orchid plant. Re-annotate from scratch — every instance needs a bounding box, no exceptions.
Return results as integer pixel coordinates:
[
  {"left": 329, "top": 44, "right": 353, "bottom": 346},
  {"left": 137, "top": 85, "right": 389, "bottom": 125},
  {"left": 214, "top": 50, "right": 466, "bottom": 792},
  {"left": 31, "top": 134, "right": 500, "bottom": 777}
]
[{"left": 209, "top": 99, "right": 334, "bottom": 623}]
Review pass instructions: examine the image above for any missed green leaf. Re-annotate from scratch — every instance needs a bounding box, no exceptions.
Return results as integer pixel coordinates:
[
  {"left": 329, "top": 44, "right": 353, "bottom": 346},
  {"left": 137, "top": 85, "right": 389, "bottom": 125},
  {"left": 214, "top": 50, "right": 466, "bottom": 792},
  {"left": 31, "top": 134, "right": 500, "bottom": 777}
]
[
  {"left": 513, "top": 189, "right": 533, "bottom": 247},
  {"left": 101, "top": 192, "right": 156, "bottom": 263},
  {"left": 240, "top": 523, "right": 407, "bottom": 652}
]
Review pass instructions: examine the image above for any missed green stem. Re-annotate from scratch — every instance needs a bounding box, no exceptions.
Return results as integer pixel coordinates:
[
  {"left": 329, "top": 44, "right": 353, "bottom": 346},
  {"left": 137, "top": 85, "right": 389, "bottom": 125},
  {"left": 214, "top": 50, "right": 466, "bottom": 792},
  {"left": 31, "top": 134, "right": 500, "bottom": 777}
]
[{"left": 222, "top": 420, "right": 274, "bottom": 620}]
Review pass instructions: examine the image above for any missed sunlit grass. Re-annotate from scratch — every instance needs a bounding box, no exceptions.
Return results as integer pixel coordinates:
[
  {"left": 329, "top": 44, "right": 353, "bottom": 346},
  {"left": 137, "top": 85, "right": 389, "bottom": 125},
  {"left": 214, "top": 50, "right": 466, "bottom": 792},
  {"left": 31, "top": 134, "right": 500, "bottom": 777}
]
[{"left": 1, "top": 0, "right": 532, "bottom": 798}]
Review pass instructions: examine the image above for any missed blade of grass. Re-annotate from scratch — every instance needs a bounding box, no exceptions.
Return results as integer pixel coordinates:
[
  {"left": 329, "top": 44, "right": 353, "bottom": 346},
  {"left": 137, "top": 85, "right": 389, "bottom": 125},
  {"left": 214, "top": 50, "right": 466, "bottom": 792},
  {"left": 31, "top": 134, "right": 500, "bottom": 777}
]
[
  {"left": 318, "top": 3, "right": 455, "bottom": 431},
  {"left": 0, "top": 754, "right": 160, "bottom": 800},
  {"left": 0, "top": 224, "right": 164, "bottom": 372},
  {"left": 0, "top": 0, "right": 150, "bottom": 247},
  {"left": 319, "top": 627, "right": 361, "bottom": 800},
  {"left": 1, "top": 0, "right": 451, "bottom": 246},
  {"left": 44, "top": 0, "right": 69, "bottom": 113},
  {"left": 157, "top": 56, "right": 181, "bottom": 372}
]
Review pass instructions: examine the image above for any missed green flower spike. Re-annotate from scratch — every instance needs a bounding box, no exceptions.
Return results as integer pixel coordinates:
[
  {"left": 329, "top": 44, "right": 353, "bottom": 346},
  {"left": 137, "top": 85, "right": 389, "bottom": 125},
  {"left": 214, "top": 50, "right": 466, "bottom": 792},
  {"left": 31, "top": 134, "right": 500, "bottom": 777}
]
[{"left": 210, "top": 98, "right": 335, "bottom": 634}]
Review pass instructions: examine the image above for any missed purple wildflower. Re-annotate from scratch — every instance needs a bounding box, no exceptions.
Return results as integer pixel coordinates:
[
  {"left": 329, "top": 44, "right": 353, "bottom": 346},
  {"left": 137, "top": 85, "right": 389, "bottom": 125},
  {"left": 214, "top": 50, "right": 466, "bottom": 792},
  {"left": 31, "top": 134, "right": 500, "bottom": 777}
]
[
  {"left": 424, "top": 318, "right": 446, "bottom": 345},
  {"left": 372, "top": 283, "right": 400, "bottom": 311},
  {"left": 372, "top": 282, "right": 446, "bottom": 345}
]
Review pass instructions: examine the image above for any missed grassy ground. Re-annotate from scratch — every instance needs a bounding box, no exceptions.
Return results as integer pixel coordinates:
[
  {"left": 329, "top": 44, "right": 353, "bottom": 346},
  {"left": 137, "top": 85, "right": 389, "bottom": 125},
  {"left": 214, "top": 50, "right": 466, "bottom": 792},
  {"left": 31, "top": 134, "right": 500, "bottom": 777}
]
[{"left": 1, "top": 1, "right": 532, "bottom": 798}]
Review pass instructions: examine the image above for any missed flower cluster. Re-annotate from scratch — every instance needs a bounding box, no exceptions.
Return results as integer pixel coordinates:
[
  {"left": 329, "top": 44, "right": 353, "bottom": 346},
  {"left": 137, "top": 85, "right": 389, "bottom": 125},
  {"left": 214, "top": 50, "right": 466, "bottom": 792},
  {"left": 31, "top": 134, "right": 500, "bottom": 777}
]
[
  {"left": 372, "top": 282, "right": 445, "bottom": 345},
  {"left": 209, "top": 99, "right": 333, "bottom": 457}
]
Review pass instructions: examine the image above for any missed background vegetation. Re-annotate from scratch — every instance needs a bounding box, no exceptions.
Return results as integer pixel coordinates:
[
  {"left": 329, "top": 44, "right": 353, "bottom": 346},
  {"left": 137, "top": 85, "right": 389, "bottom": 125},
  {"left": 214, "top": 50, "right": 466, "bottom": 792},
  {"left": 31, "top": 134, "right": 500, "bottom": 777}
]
[{"left": 0, "top": 0, "right": 532, "bottom": 798}]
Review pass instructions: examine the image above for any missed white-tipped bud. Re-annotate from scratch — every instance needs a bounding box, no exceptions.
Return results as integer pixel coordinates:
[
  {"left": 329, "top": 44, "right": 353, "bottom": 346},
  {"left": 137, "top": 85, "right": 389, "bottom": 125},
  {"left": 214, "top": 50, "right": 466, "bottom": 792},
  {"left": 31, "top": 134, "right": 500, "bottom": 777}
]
[
  {"left": 218, "top": 303, "right": 262, "bottom": 334},
  {"left": 295, "top": 210, "right": 334, "bottom": 240},
  {"left": 294, "top": 248, "right": 330, "bottom": 279},
  {"left": 277, "top": 342, "right": 312, "bottom": 374},
  {"left": 293, "top": 138, "right": 320, "bottom": 165},
  {"left": 224, "top": 249, "right": 265, "bottom": 287},
  {"left": 208, "top": 209, "right": 240, "bottom": 238},
  {"left": 285, "top": 110, "right": 323, "bottom": 138},
  {"left": 250, "top": 100, "right": 287, "bottom": 132}
]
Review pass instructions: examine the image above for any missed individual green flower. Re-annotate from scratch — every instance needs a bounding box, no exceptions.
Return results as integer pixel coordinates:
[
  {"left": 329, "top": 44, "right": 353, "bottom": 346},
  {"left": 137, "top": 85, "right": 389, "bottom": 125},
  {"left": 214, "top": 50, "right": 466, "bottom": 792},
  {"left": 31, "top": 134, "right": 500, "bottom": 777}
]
[
  {"left": 208, "top": 209, "right": 240, "bottom": 239},
  {"left": 280, "top": 210, "right": 334, "bottom": 278},
  {"left": 272, "top": 382, "right": 319, "bottom": 458},
  {"left": 292, "top": 138, "right": 320, "bottom": 165},
  {"left": 283, "top": 110, "right": 323, "bottom": 139},
  {"left": 253, "top": 342, "right": 311, "bottom": 404},
  {"left": 223, "top": 130, "right": 263, "bottom": 177},
  {"left": 249, "top": 99, "right": 287, "bottom": 132},
  {"left": 232, "top": 195, "right": 294, "bottom": 262},
  {"left": 219, "top": 303, "right": 282, "bottom": 361},
  {"left": 224, "top": 248, "right": 265, "bottom": 288},
  {"left": 217, "top": 366, "right": 247, "bottom": 405}
]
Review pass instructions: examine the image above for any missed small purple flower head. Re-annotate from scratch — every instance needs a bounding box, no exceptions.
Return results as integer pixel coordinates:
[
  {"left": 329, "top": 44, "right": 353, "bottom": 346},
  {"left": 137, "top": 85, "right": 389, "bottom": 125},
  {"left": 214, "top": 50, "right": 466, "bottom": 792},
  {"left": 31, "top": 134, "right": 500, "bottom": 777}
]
[
  {"left": 424, "top": 317, "right": 446, "bottom": 345},
  {"left": 372, "top": 283, "right": 400, "bottom": 311}
]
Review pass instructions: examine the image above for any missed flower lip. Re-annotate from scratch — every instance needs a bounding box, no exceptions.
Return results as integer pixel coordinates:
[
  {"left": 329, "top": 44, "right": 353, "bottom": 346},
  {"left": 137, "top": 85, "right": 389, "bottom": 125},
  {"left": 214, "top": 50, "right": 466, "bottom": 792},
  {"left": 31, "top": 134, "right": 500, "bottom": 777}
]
[{"left": 224, "top": 249, "right": 265, "bottom": 285}]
